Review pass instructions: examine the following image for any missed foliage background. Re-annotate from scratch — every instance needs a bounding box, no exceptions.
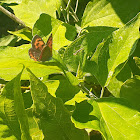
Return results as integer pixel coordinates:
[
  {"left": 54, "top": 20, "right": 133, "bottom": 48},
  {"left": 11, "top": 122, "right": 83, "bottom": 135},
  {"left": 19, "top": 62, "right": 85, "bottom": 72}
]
[{"left": 0, "top": 0, "right": 140, "bottom": 140}]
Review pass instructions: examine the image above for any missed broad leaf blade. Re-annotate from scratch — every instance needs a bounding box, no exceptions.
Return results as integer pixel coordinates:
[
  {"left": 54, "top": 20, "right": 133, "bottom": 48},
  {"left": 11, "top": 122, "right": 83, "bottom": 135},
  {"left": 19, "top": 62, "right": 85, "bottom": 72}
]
[
  {"left": 0, "top": 44, "right": 61, "bottom": 80},
  {"left": 0, "top": 68, "right": 31, "bottom": 140},
  {"left": 44, "top": 77, "right": 80, "bottom": 103},
  {"left": 64, "top": 27, "right": 115, "bottom": 72},
  {"left": 81, "top": 0, "right": 140, "bottom": 28},
  {"left": 9, "top": 28, "right": 32, "bottom": 42},
  {"left": 120, "top": 75, "right": 140, "bottom": 111},
  {"left": 0, "top": 35, "right": 18, "bottom": 47},
  {"left": 27, "top": 68, "right": 89, "bottom": 140},
  {"left": 90, "top": 13, "right": 140, "bottom": 86},
  {"left": 107, "top": 63, "right": 132, "bottom": 97},
  {"left": 33, "top": 13, "right": 77, "bottom": 50},
  {"left": 0, "top": 0, "right": 21, "bottom": 3},
  {"left": 11, "top": 0, "right": 61, "bottom": 28},
  {"left": 72, "top": 98, "right": 140, "bottom": 140},
  {"left": 26, "top": 108, "right": 44, "bottom": 140},
  {"left": 134, "top": 57, "right": 140, "bottom": 70}
]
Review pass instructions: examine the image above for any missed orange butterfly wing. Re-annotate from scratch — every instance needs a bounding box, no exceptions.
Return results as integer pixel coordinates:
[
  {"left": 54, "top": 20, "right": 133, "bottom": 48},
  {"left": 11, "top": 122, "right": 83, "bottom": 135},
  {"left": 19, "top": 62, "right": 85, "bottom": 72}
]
[
  {"left": 29, "top": 34, "right": 52, "bottom": 61},
  {"left": 39, "top": 34, "right": 52, "bottom": 61}
]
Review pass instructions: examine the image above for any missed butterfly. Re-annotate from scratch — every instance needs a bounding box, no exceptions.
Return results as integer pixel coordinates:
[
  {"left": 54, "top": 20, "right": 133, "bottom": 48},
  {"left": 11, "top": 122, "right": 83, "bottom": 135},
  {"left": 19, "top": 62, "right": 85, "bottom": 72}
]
[{"left": 29, "top": 34, "right": 52, "bottom": 62}]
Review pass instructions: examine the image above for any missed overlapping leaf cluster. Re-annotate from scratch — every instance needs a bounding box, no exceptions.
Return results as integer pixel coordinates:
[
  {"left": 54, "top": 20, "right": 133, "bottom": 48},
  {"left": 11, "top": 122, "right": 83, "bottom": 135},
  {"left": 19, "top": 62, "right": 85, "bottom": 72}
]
[{"left": 0, "top": 0, "right": 140, "bottom": 140}]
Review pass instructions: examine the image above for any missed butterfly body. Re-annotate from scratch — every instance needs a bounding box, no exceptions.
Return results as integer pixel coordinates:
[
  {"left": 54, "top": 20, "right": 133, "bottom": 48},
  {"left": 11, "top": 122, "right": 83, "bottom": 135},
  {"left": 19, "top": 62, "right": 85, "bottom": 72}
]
[{"left": 29, "top": 34, "right": 52, "bottom": 62}]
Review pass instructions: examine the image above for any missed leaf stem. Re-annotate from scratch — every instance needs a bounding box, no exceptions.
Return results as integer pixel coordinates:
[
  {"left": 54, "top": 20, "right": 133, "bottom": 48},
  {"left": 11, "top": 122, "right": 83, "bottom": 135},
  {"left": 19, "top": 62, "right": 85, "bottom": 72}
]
[
  {"left": 100, "top": 87, "right": 104, "bottom": 98},
  {"left": 0, "top": 5, "right": 32, "bottom": 31},
  {"left": 75, "top": 0, "right": 79, "bottom": 13},
  {"left": 69, "top": 6, "right": 79, "bottom": 22},
  {"left": 61, "top": 9, "right": 68, "bottom": 23},
  {"left": 63, "top": 0, "right": 79, "bottom": 22},
  {"left": 78, "top": 83, "right": 98, "bottom": 99},
  {"left": 65, "top": 0, "right": 72, "bottom": 11}
]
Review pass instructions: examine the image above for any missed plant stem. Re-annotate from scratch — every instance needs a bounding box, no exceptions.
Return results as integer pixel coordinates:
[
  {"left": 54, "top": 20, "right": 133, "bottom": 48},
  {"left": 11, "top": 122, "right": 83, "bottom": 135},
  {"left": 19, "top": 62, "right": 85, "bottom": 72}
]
[
  {"left": 63, "top": 0, "right": 79, "bottom": 22},
  {"left": 91, "top": 87, "right": 98, "bottom": 97},
  {"left": 0, "top": 84, "right": 30, "bottom": 90},
  {"left": 78, "top": 83, "right": 98, "bottom": 99},
  {"left": 0, "top": 5, "right": 32, "bottom": 31},
  {"left": 65, "top": 0, "right": 72, "bottom": 11},
  {"left": 61, "top": 10, "right": 68, "bottom": 23},
  {"left": 21, "top": 86, "right": 30, "bottom": 90},
  {"left": 75, "top": 0, "right": 78, "bottom": 13},
  {"left": 69, "top": 6, "right": 79, "bottom": 22},
  {"left": 66, "top": 9, "right": 70, "bottom": 23},
  {"left": 100, "top": 87, "right": 104, "bottom": 98}
]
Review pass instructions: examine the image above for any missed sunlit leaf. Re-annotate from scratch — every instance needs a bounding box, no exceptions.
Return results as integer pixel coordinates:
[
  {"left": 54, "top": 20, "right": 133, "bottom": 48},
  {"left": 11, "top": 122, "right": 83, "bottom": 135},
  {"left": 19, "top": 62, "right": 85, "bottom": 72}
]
[
  {"left": 33, "top": 13, "right": 77, "bottom": 50},
  {"left": 9, "top": 28, "right": 32, "bottom": 42},
  {"left": 11, "top": 0, "right": 61, "bottom": 28},
  {"left": 134, "top": 57, "right": 140, "bottom": 70},
  {"left": 64, "top": 27, "right": 116, "bottom": 72},
  {"left": 0, "top": 68, "right": 31, "bottom": 140},
  {"left": 0, "top": 35, "right": 18, "bottom": 47},
  {"left": 72, "top": 98, "right": 140, "bottom": 140},
  {"left": 0, "top": 44, "right": 61, "bottom": 80},
  {"left": 89, "top": 13, "right": 140, "bottom": 86},
  {"left": 120, "top": 75, "right": 140, "bottom": 110},
  {"left": 0, "top": 0, "right": 21, "bottom": 3},
  {"left": 107, "top": 63, "right": 132, "bottom": 97},
  {"left": 81, "top": 0, "right": 140, "bottom": 28},
  {"left": 44, "top": 78, "right": 80, "bottom": 103},
  {"left": 27, "top": 68, "right": 89, "bottom": 140}
]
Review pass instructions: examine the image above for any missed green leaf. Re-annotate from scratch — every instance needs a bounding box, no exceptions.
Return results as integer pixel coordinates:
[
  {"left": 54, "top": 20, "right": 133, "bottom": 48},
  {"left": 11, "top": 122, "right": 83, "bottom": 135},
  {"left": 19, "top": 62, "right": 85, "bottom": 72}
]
[
  {"left": 81, "top": 0, "right": 140, "bottom": 28},
  {"left": 0, "top": 44, "right": 61, "bottom": 80},
  {"left": 52, "top": 49, "right": 68, "bottom": 71},
  {"left": 0, "top": 35, "right": 18, "bottom": 47},
  {"left": 33, "top": 13, "right": 77, "bottom": 50},
  {"left": 89, "top": 13, "right": 140, "bottom": 87},
  {"left": 43, "top": 80, "right": 60, "bottom": 97},
  {"left": 22, "top": 91, "right": 33, "bottom": 109},
  {"left": 26, "top": 108, "right": 44, "bottom": 140},
  {"left": 9, "top": 28, "right": 32, "bottom": 42},
  {"left": 0, "top": 0, "right": 21, "bottom": 3},
  {"left": 134, "top": 57, "right": 140, "bottom": 70},
  {"left": 0, "top": 67, "right": 32, "bottom": 140},
  {"left": 128, "top": 40, "right": 140, "bottom": 75},
  {"left": 120, "top": 75, "right": 140, "bottom": 110},
  {"left": 44, "top": 78, "right": 80, "bottom": 103},
  {"left": 64, "top": 27, "right": 115, "bottom": 72},
  {"left": 11, "top": 0, "right": 61, "bottom": 28},
  {"left": 65, "top": 71, "right": 80, "bottom": 86},
  {"left": 72, "top": 98, "right": 140, "bottom": 140},
  {"left": 107, "top": 63, "right": 132, "bottom": 97},
  {"left": 65, "top": 90, "right": 88, "bottom": 106},
  {"left": 27, "top": 68, "right": 89, "bottom": 140}
]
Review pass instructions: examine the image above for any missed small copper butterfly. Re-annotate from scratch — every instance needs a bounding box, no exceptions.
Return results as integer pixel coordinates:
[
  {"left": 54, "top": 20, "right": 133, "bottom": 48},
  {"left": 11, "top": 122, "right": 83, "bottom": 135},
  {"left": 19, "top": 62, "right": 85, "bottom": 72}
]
[{"left": 29, "top": 34, "right": 52, "bottom": 62}]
